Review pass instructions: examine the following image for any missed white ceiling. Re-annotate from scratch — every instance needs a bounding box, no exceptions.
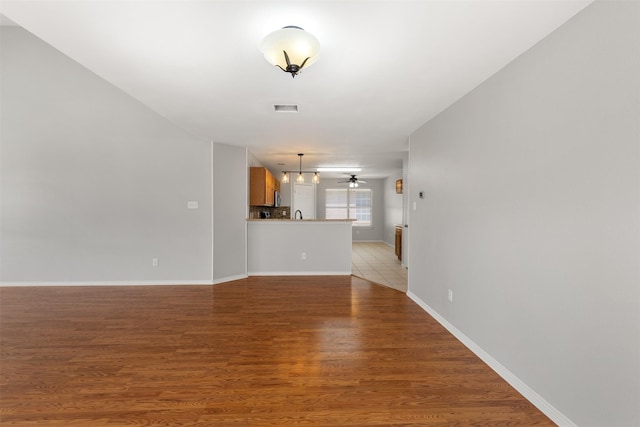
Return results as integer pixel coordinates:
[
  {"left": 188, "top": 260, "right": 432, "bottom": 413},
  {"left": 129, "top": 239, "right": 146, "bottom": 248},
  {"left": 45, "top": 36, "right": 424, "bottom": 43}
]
[{"left": 0, "top": 0, "right": 591, "bottom": 179}]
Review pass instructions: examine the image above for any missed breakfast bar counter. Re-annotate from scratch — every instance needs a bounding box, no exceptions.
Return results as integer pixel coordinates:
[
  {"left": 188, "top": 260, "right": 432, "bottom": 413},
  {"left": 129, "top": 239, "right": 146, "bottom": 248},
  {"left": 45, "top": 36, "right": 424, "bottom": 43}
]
[{"left": 247, "top": 219, "right": 353, "bottom": 275}]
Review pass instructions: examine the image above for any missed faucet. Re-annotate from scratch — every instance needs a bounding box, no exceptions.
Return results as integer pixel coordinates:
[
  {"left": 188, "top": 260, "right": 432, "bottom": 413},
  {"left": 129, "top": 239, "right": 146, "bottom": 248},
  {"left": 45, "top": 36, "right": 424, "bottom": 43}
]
[{"left": 294, "top": 210, "right": 303, "bottom": 220}]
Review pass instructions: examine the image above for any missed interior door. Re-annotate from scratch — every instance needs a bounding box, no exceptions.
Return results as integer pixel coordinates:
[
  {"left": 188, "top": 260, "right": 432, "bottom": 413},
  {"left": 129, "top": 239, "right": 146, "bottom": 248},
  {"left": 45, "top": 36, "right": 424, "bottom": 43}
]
[{"left": 292, "top": 183, "right": 316, "bottom": 219}]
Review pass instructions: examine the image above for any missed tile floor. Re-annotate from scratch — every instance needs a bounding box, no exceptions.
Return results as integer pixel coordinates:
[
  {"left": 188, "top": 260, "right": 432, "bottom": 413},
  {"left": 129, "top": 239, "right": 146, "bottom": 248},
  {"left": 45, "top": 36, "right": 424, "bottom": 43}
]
[{"left": 352, "top": 242, "right": 408, "bottom": 292}]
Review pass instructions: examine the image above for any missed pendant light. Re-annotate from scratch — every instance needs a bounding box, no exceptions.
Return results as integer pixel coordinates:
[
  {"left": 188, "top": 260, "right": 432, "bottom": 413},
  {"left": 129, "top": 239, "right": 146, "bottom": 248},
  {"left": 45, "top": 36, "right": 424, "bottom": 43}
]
[
  {"left": 296, "top": 153, "right": 305, "bottom": 183},
  {"left": 280, "top": 153, "right": 319, "bottom": 184}
]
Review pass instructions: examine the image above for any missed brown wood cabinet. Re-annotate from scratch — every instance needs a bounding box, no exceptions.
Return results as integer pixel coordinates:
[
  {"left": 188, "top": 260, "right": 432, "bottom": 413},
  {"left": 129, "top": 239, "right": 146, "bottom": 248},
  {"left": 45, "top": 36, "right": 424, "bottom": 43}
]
[
  {"left": 395, "top": 225, "right": 402, "bottom": 261},
  {"left": 250, "top": 167, "right": 279, "bottom": 206}
]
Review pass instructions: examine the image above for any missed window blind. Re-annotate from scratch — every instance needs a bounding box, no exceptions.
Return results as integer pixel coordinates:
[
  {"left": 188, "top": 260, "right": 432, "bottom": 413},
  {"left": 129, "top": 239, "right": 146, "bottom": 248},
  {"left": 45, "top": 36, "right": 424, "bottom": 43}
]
[{"left": 325, "top": 188, "right": 372, "bottom": 226}]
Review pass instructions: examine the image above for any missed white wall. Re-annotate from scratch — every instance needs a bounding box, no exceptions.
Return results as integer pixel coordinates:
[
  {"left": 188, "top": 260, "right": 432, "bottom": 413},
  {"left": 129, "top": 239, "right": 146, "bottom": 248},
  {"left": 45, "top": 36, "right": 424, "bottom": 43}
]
[
  {"left": 408, "top": 2, "right": 639, "bottom": 426},
  {"left": 383, "top": 172, "right": 403, "bottom": 246},
  {"left": 0, "top": 27, "right": 213, "bottom": 284},
  {"left": 212, "top": 143, "right": 248, "bottom": 282},
  {"left": 315, "top": 178, "right": 384, "bottom": 241}
]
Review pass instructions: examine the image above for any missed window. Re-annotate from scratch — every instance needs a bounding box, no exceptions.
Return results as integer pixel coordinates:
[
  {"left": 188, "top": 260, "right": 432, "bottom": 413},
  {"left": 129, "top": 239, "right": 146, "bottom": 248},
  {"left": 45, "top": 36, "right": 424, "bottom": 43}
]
[{"left": 325, "top": 188, "right": 372, "bottom": 227}]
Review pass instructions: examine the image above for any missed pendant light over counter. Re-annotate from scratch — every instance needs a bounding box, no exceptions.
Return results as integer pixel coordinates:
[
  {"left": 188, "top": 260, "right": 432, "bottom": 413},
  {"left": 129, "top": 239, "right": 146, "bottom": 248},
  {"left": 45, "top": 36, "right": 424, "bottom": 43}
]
[{"left": 281, "top": 154, "right": 319, "bottom": 184}]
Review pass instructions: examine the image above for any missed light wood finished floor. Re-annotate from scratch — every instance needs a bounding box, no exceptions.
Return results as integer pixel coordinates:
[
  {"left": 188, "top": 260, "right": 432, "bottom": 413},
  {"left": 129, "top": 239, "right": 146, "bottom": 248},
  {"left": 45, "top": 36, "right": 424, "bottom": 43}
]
[
  {"left": 352, "top": 242, "right": 408, "bottom": 292},
  {"left": 0, "top": 276, "right": 553, "bottom": 426}
]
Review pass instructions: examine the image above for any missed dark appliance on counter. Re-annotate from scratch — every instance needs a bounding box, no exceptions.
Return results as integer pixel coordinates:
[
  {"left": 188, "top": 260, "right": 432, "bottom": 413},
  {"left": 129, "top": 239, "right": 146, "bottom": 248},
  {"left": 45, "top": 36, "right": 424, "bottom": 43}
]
[{"left": 260, "top": 211, "right": 271, "bottom": 219}]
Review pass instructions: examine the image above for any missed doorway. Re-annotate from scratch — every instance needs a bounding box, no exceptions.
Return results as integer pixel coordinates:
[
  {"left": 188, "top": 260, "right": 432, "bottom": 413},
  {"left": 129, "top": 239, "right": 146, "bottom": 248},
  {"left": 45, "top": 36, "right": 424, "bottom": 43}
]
[{"left": 292, "top": 183, "right": 316, "bottom": 219}]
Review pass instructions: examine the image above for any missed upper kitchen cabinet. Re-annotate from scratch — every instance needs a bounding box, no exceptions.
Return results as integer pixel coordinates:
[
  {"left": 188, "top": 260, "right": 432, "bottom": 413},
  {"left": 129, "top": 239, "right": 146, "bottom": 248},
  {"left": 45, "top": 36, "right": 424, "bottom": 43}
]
[{"left": 250, "top": 167, "right": 279, "bottom": 206}]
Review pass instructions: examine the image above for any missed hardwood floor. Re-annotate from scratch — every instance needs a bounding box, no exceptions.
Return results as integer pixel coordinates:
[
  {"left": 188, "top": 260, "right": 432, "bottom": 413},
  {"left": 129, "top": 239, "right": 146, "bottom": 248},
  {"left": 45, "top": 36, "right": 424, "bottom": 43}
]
[{"left": 0, "top": 276, "right": 553, "bottom": 426}]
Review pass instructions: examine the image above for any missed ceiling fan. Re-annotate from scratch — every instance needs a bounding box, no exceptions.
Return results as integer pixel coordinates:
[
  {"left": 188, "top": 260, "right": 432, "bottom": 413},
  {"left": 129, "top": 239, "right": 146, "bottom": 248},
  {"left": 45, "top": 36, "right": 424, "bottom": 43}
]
[{"left": 338, "top": 174, "right": 367, "bottom": 188}]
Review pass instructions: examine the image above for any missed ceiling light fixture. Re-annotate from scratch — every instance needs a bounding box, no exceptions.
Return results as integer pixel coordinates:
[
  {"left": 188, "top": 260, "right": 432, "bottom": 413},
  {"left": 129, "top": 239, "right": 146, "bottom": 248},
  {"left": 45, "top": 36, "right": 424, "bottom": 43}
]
[
  {"left": 260, "top": 26, "right": 320, "bottom": 78},
  {"left": 281, "top": 154, "right": 319, "bottom": 185},
  {"left": 338, "top": 174, "right": 367, "bottom": 188},
  {"left": 296, "top": 153, "right": 305, "bottom": 183}
]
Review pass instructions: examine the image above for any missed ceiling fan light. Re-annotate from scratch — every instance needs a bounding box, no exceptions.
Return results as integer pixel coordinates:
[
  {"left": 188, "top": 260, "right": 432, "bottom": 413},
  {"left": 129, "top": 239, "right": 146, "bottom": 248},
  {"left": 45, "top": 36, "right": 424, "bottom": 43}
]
[{"left": 260, "top": 26, "right": 320, "bottom": 77}]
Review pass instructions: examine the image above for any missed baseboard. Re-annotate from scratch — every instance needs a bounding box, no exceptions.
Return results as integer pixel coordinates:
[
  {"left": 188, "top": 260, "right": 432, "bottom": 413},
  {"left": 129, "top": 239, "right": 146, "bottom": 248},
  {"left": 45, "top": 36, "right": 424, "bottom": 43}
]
[
  {"left": 0, "top": 273, "right": 347, "bottom": 286},
  {"left": 212, "top": 274, "right": 248, "bottom": 285},
  {"left": 407, "top": 291, "right": 577, "bottom": 427},
  {"left": 248, "top": 271, "right": 352, "bottom": 276},
  {"left": 352, "top": 239, "right": 395, "bottom": 248},
  {"left": 0, "top": 280, "right": 214, "bottom": 287}
]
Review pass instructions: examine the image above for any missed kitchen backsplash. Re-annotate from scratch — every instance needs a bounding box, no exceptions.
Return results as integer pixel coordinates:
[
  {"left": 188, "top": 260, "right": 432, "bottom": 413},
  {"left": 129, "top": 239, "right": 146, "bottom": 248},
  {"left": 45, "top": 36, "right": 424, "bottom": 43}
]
[{"left": 249, "top": 206, "right": 291, "bottom": 219}]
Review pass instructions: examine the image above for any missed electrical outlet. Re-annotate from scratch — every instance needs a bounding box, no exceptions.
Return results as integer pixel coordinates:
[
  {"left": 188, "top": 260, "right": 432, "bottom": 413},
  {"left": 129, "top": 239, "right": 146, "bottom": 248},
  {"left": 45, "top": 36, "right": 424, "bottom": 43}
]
[
  {"left": 152, "top": 258, "right": 159, "bottom": 267},
  {"left": 283, "top": 211, "right": 287, "bottom": 216},
  {"left": 448, "top": 289, "right": 453, "bottom": 302},
  {"left": 301, "top": 252, "right": 307, "bottom": 260}
]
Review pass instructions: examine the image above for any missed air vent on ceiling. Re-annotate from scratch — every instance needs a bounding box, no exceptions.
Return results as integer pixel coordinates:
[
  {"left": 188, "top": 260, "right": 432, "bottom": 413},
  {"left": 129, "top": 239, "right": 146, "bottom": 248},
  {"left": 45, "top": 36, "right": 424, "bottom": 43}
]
[{"left": 274, "top": 104, "right": 298, "bottom": 113}]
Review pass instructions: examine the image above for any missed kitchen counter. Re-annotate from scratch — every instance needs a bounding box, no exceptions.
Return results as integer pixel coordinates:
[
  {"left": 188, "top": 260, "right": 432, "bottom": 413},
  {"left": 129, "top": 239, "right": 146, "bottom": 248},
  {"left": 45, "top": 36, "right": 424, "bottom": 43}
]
[
  {"left": 247, "top": 218, "right": 355, "bottom": 222},
  {"left": 247, "top": 220, "right": 352, "bottom": 275}
]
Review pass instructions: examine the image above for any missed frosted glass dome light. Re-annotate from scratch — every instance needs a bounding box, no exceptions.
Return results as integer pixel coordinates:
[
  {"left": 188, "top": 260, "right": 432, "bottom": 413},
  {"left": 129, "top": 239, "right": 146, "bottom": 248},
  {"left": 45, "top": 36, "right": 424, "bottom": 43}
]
[{"left": 260, "top": 26, "right": 320, "bottom": 78}]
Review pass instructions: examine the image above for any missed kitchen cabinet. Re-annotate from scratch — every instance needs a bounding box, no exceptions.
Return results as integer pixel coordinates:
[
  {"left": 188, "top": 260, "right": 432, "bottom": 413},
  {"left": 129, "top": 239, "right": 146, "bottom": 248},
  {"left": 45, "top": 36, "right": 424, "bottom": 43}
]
[
  {"left": 395, "top": 225, "right": 402, "bottom": 261},
  {"left": 250, "top": 167, "right": 279, "bottom": 206}
]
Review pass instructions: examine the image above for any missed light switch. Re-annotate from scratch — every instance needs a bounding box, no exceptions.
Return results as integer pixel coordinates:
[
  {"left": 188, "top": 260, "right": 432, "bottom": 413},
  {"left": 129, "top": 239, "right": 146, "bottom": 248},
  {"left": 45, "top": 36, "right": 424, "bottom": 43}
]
[{"left": 187, "top": 201, "right": 199, "bottom": 209}]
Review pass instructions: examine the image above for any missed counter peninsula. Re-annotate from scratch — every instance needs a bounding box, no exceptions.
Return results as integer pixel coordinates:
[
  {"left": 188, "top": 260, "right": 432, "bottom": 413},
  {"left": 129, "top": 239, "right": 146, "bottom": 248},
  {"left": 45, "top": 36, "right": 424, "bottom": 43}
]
[{"left": 247, "top": 219, "right": 354, "bottom": 275}]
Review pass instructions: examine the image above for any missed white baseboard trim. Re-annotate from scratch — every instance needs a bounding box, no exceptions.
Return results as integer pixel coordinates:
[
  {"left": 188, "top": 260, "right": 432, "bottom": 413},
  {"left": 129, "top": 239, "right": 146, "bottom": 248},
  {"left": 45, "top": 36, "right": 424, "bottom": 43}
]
[
  {"left": 212, "top": 274, "right": 248, "bottom": 285},
  {"left": 351, "top": 239, "right": 395, "bottom": 248},
  {"left": 248, "top": 271, "right": 352, "bottom": 276},
  {"left": 0, "top": 280, "right": 214, "bottom": 287},
  {"left": 407, "top": 290, "right": 577, "bottom": 427},
  {"left": 0, "top": 273, "right": 348, "bottom": 286}
]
